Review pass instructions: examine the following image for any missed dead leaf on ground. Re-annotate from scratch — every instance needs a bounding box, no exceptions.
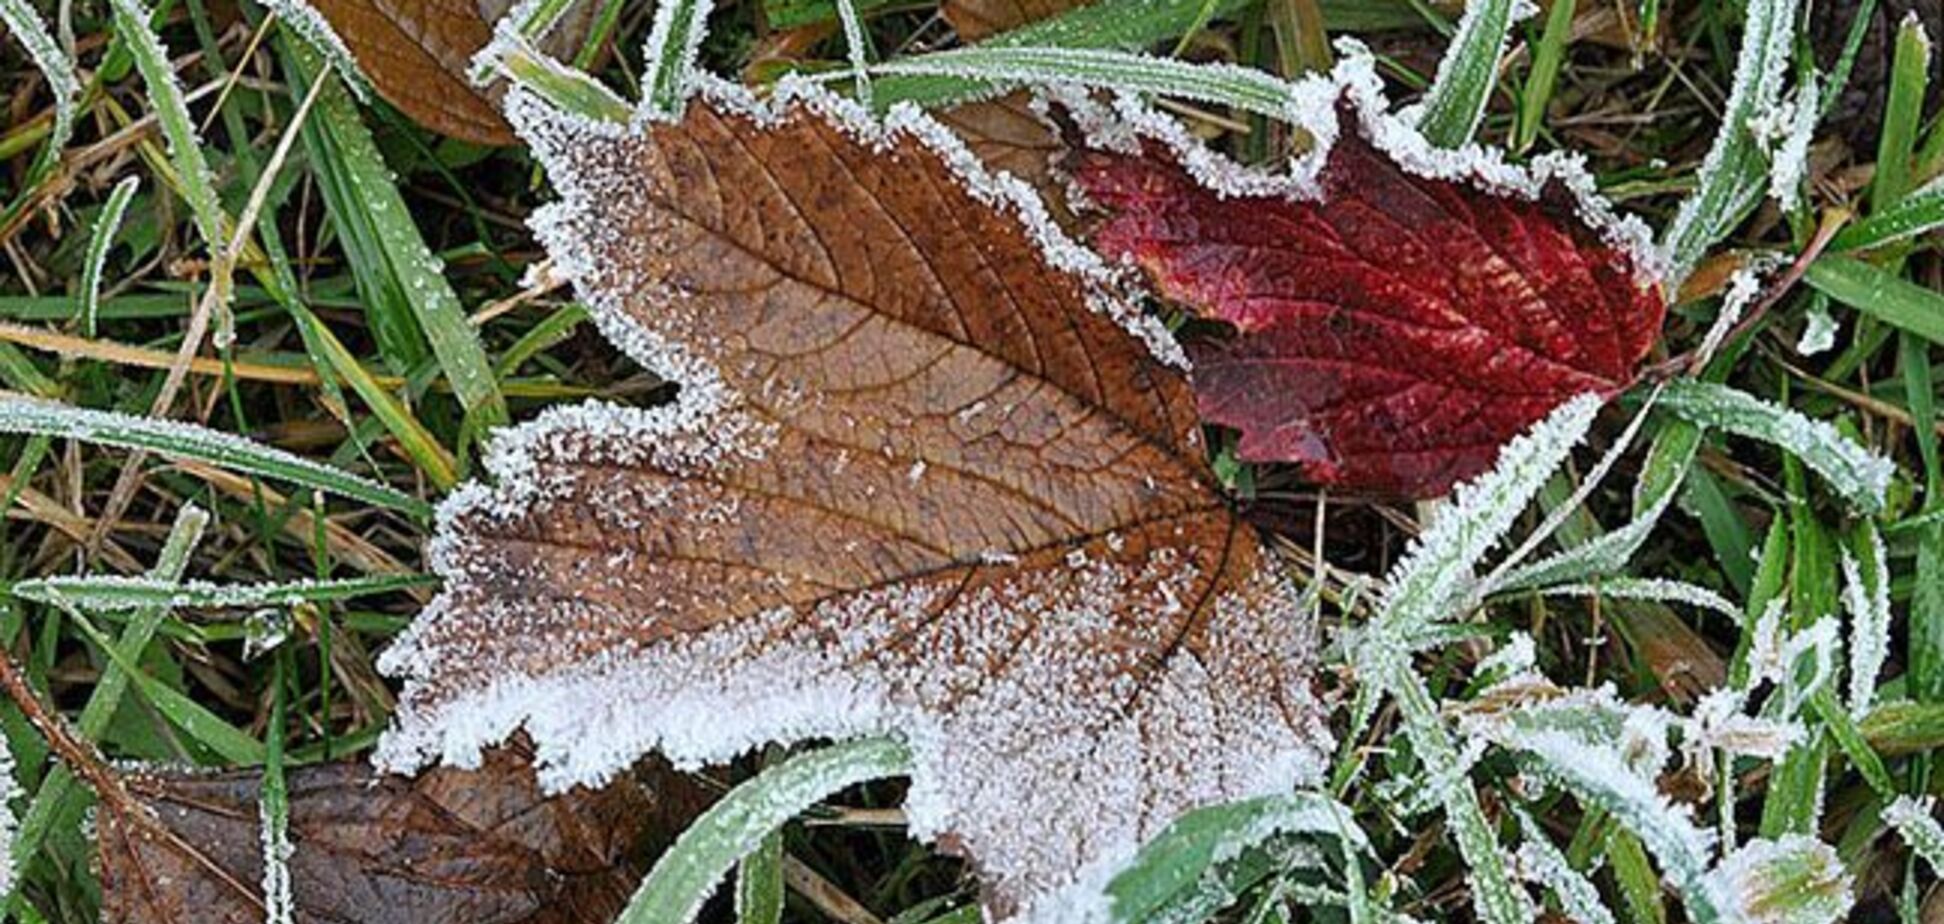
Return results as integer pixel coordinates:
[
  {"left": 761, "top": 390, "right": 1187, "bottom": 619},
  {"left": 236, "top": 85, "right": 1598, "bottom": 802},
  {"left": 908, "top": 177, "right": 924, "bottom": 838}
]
[
  {"left": 376, "top": 84, "right": 1330, "bottom": 918},
  {"left": 98, "top": 743, "right": 710, "bottom": 924}
]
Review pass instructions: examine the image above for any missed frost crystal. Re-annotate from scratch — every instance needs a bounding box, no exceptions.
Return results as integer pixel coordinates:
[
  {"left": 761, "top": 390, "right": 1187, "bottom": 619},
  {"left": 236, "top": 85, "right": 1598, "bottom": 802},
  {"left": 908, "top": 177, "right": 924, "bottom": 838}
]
[{"left": 1796, "top": 300, "right": 1838, "bottom": 356}]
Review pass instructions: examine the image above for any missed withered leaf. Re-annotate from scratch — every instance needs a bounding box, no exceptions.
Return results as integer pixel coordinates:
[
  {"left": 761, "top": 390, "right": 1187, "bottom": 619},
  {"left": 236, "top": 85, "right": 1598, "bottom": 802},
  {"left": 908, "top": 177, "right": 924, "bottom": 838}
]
[
  {"left": 98, "top": 744, "right": 708, "bottom": 923},
  {"left": 303, "top": 0, "right": 594, "bottom": 145},
  {"left": 1074, "top": 96, "right": 1667, "bottom": 497},
  {"left": 377, "top": 83, "right": 1329, "bottom": 917},
  {"left": 941, "top": 0, "right": 1085, "bottom": 41}
]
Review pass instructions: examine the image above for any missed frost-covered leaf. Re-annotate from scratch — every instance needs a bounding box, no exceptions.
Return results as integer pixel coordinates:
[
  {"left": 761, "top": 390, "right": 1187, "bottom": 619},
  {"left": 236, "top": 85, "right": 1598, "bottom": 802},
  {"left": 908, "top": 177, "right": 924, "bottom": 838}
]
[
  {"left": 291, "top": 0, "right": 594, "bottom": 144},
  {"left": 1073, "top": 96, "right": 1666, "bottom": 496},
  {"left": 98, "top": 745, "right": 708, "bottom": 923},
  {"left": 1704, "top": 836, "right": 1853, "bottom": 924},
  {"left": 377, "top": 81, "right": 1329, "bottom": 919}
]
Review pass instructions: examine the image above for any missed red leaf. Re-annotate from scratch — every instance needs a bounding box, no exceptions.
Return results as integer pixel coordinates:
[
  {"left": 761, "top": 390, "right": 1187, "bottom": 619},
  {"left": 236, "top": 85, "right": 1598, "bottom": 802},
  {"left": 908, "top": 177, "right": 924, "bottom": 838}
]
[{"left": 1073, "top": 111, "right": 1667, "bottom": 497}]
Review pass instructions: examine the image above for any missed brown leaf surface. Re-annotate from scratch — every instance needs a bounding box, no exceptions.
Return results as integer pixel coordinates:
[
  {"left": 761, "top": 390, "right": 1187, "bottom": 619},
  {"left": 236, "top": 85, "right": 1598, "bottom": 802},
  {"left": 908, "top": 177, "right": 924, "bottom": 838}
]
[
  {"left": 936, "top": 94, "right": 1064, "bottom": 198},
  {"left": 98, "top": 744, "right": 709, "bottom": 924},
  {"left": 942, "top": 0, "right": 1084, "bottom": 41},
  {"left": 306, "top": 0, "right": 594, "bottom": 145},
  {"left": 378, "top": 87, "right": 1329, "bottom": 916}
]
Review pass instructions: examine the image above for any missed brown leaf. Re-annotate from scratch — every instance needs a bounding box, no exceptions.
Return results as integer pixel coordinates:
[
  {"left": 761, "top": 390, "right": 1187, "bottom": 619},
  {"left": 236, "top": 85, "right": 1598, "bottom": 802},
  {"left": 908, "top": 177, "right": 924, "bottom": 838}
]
[
  {"left": 378, "top": 86, "right": 1329, "bottom": 916},
  {"left": 305, "top": 0, "right": 595, "bottom": 145},
  {"left": 98, "top": 744, "right": 709, "bottom": 924},
  {"left": 935, "top": 94, "right": 1064, "bottom": 198},
  {"left": 941, "top": 0, "right": 1083, "bottom": 41}
]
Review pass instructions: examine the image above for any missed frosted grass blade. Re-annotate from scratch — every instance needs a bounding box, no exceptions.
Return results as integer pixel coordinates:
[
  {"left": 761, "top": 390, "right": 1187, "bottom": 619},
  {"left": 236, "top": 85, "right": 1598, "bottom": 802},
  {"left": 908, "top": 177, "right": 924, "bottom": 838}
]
[
  {"left": 3, "top": 506, "right": 206, "bottom": 904},
  {"left": 1659, "top": 380, "right": 1895, "bottom": 513},
  {"left": 0, "top": 398, "right": 430, "bottom": 518},
  {"left": 106, "top": 0, "right": 228, "bottom": 248},
  {"left": 871, "top": 47, "right": 1301, "bottom": 120},
  {"left": 1414, "top": 0, "right": 1531, "bottom": 148},
  {"left": 11, "top": 573, "right": 436, "bottom": 611},
  {"left": 618, "top": 737, "right": 912, "bottom": 924},
  {"left": 490, "top": 36, "right": 633, "bottom": 123},
  {"left": 80, "top": 177, "right": 141, "bottom": 340},
  {"left": 1101, "top": 791, "right": 1365, "bottom": 923},
  {"left": 1658, "top": 0, "right": 1795, "bottom": 280},
  {"left": 642, "top": 0, "right": 715, "bottom": 116},
  {"left": 0, "top": 0, "right": 80, "bottom": 189}
]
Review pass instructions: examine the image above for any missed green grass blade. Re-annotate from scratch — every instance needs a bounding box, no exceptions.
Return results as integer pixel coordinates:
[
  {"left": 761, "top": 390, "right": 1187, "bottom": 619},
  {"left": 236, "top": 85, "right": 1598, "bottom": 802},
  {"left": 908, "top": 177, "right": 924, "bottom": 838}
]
[
  {"left": 64, "top": 609, "right": 265, "bottom": 765},
  {"left": 1658, "top": 0, "right": 1796, "bottom": 280},
  {"left": 1414, "top": 0, "right": 1528, "bottom": 148},
  {"left": 80, "top": 177, "right": 141, "bottom": 340},
  {"left": 871, "top": 48, "right": 1301, "bottom": 120},
  {"left": 490, "top": 37, "right": 634, "bottom": 123},
  {"left": 1101, "top": 792, "right": 1365, "bottom": 923},
  {"left": 281, "top": 296, "right": 460, "bottom": 492},
  {"left": 106, "top": 0, "right": 228, "bottom": 248},
  {"left": 642, "top": 0, "right": 714, "bottom": 116},
  {"left": 0, "top": 397, "right": 430, "bottom": 518},
  {"left": 0, "top": 0, "right": 80, "bottom": 189},
  {"left": 4, "top": 505, "right": 206, "bottom": 902},
  {"left": 1872, "top": 16, "right": 1931, "bottom": 211},
  {"left": 1804, "top": 254, "right": 1944, "bottom": 346},
  {"left": 734, "top": 831, "right": 785, "bottom": 924},
  {"left": 283, "top": 45, "right": 508, "bottom": 434},
  {"left": 1658, "top": 380, "right": 1895, "bottom": 513},
  {"left": 619, "top": 737, "right": 912, "bottom": 924},
  {"left": 1514, "top": 0, "right": 1575, "bottom": 153},
  {"left": 1830, "top": 177, "right": 1944, "bottom": 251},
  {"left": 11, "top": 573, "right": 435, "bottom": 611}
]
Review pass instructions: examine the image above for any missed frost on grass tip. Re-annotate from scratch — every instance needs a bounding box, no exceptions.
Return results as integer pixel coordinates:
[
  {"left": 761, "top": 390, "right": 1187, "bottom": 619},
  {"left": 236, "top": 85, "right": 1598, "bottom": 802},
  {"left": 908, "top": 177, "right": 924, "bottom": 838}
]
[{"left": 378, "top": 83, "right": 1330, "bottom": 919}]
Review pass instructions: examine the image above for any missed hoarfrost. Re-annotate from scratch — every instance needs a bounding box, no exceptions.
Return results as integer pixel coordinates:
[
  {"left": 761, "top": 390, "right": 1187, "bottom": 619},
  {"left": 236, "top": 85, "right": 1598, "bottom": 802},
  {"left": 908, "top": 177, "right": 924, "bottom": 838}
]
[
  {"left": 1476, "top": 632, "right": 1536, "bottom": 678},
  {"left": 1796, "top": 300, "right": 1838, "bottom": 356},
  {"left": 1840, "top": 526, "right": 1890, "bottom": 718},
  {"left": 1512, "top": 832, "right": 1614, "bottom": 924},
  {"left": 1538, "top": 577, "right": 1744, "bottom": 623},
  {"left": 0, "top": 735, "right": 17, "bottom": 896},
  {"left": 1707, "top": 835, "right": 1853, "bottom": 924},
  {"left": 1884, "top": 795, "right": 1944, "bottom": 874},
  {"left": 1763, "top": 76, "right": 1819, "bottom": 213},
  {"left": 258, "top": 787, "right": 295, "bottom": 924}
]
